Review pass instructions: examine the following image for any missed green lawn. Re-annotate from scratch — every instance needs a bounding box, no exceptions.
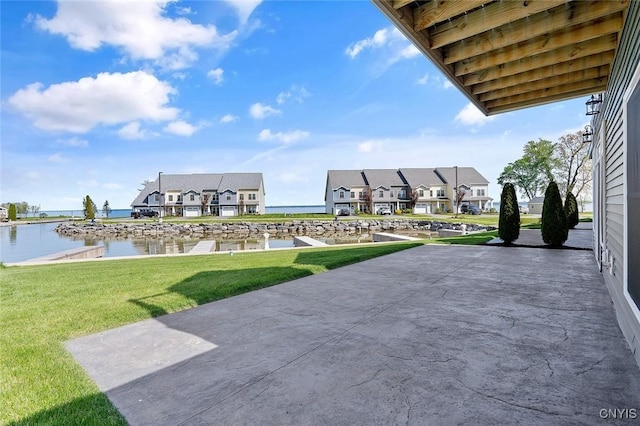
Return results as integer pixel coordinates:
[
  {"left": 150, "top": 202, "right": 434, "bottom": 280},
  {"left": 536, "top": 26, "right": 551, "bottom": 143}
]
[
  {"left": 0, "top": 242, "right": 421, "bottom": 425},
  {"left": 430, "top": 230, "right": 499, "bottom": 245}
]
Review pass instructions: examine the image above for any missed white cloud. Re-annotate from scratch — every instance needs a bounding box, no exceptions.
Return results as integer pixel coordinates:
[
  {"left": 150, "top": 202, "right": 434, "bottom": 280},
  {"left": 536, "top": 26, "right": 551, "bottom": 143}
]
[
  {"left": 346, "top": 28, "right": 392, "bottom": 59},
  {"left": 8, "top": 71, "right": 179, "bottom": 133},
  {"left": 226, "top": 0, "right": 263, "bottom": 24},
  {"left": 57, "top": 136, "right": 89, "bottom": 148},
  {"left": 357, "top": 141, "right": 380, "bottom": 153},
  {"left": 443, "top": 80, "right": 454, "bottom": 89},
  {"left": 276, "top": 91, "right": 290, "bottom": 105},
  {"left": 416, "top": 73, "right": 429, "bottom": 85},
  {"left": 163, "top": 120, "right": 199, "bottom": 136},
  {"left": 47, "top": 153, "right": 67, "bottom": 163},
  {"left": 174, "top": 5, "right": 193, "bottom": 16},
  {"left": 35, "top": 0, "right": 237, "bottom": 70},
  {"left": 220, "top": 114, "right": 238, "bottom": 123},
  {"left": 207, "top": 68, "right": 224, "bottom": 85},
  {"left": 117, "top": 121, "right": 148, "bottom": 140},
  {"left": 346, "top": 27, "right": 420, "bottom": 76},
  {"left": 258, "top": 129, "right": 309, "bottom": 144},
  {"left": 399, "top": 44, "right": 420, "bottom": 59},
  {"left": 454, "top": 103, "right": 496, "bottom": 128},
  {"left": 249, "top": 102, "right": 280, "bottom": 119},
  {"left": 276, "top": 85, "right": 310, "bottom": 105}
]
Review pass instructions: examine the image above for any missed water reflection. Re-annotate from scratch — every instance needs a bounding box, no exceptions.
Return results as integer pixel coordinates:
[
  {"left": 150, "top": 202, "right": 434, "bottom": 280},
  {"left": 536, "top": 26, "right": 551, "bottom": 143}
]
[{"left": 2, "top": 221, "right": 415, "bottom": 264}]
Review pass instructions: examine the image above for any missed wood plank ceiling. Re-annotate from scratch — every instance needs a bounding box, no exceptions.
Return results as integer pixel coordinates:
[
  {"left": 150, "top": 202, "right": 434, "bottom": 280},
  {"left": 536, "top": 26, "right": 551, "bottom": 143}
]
[{"left": 373, "top": 0, "right": 630, "bottom": 115}]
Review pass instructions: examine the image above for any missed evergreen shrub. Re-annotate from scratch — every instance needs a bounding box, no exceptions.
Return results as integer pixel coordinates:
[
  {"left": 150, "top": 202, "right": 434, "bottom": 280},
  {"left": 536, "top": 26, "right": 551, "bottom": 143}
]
[
  {"left": 541, "top": 182, "right": 568, "bottom": 247},
  {"left": 8, "top": 203, "right": 17, "bottom": 221},
  {"left": 498, "top": 183, "right": 520, "bottom": 245},
  {"left": 564, "top": 192, "right": 579, "bottom": 229}
]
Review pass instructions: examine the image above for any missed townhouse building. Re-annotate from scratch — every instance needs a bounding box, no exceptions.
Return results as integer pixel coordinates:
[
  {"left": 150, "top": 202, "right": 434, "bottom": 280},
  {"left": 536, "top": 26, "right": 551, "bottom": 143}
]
[
  {"left": 325, "top": 167, "right": 491, "bottom": 215},
  {"left": 131, "top": 173, "right": 265, "bottom": 217}
]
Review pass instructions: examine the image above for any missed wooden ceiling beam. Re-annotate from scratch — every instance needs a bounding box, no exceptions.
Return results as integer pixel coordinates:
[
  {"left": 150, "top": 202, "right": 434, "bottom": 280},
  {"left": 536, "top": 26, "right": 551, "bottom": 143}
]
[
  {"left": 461, "top": 34, "right": 618, "bottom": 85},
  {"left": 430, "top": 0, "right": 565, "bottom": 49},
  {"left": 471, "top": 51, "right": 616, "bottom": 95},
  {"left": 478, "top": 65, "right": 610, "bottom": 102},
  {"left": 393, "top": 0, "right": 415, "bottom": 9},
  {"left": 484, "top": 79, "right": 608, "bottom": 110},
  {"left": 443, "top": 0, "right": 628, "bottom": 65},
  {"left": 455, "top": 15, "right": 622, "bottom": 76},
  {"left": 488, "top": 85, "right": 608, "bottom": 115},
  {"left": 413, "top": 0, "right": 488, "bottom": 32}
]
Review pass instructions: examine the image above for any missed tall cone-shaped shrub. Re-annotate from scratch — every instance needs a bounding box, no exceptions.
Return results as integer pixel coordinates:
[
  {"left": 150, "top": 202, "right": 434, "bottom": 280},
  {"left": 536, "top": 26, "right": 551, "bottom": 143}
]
[
  {"left": 564, "top": 191, "right": 579, "bottom": 229},
  {"left": 541, "top": 181, "right": 568, "bottom": 247},
  {"left": 8, "top": 203, "right": 17, "bottom": 221},
  {"left": 498, "top": 183, "right": 520, "bottom": 245}
]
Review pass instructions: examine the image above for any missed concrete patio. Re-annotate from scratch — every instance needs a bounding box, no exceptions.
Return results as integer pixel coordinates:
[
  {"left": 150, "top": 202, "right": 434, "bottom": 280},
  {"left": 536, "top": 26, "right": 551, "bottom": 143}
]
[{"left": 67, "top": 239, "right": 640, "bottom": 425}]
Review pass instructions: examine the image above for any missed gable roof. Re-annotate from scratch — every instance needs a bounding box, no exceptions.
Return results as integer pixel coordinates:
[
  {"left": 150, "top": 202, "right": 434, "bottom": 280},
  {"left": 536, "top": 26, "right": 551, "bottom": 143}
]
[
  {"left": 362, "top": 169, "right": 406, "bottom": 188},
  {"left": 326, "top": 170, "right": 368, "bottom": 189},
  {"left": 131, "top": 173, "right": 263, "bottom": 207},
  {"left": 219, "top": 173, "right": 264, "bottom": 192},
  {"left": 398, "top": 168, "right": 444, "bottom": 187},
  {"left": 434, "top": 167, "right": 489, "bottom": 186},
  {"left": 373, "top": 0, "right": 630, "bottom": 115}
]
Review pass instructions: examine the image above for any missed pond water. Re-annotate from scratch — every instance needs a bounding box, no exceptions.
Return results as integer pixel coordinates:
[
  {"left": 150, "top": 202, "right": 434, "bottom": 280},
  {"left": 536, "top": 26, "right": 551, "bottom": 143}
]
[{"left": 0, "top": 222, "right": 377, "bottom": 263}]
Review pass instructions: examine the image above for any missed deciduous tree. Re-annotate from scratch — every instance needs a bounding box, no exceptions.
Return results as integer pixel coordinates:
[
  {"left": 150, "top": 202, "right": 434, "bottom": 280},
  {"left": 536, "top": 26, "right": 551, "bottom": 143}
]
[
  {"left": 102, "top": 200, "right": 112, "bottom": 218},
  {"left": 201, "top": 194, "right": 210, "bottom": 215},
  {"left": 361, "top": 188, "right": 373, "bottom": 214},
  {"left": 554, "top": 131, "right": 592, "bottom": 199},
  {"left": 498, "top": 139, "right": 558, "bottom": 200}
]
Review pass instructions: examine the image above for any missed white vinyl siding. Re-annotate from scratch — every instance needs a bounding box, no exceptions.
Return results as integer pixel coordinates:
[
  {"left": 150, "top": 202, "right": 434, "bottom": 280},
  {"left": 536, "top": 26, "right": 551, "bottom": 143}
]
[{"left": 592, "top": 0, "right": 640, "bottom": 366}]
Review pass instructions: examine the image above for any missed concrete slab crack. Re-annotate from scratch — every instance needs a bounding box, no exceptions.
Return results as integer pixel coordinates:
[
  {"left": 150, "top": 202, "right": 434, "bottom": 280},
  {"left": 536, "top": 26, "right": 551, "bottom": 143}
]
[
  {"left": 576, "top": 355, "right": 607, "bottom": 376},
  {"left": 455, "top": 379, "right": 570, "bottom": 417}
]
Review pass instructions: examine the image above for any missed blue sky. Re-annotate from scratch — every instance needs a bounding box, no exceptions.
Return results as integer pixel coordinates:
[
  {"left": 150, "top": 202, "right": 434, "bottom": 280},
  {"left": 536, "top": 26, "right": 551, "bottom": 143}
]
[{"left": 1, "top": 0, "right": 591, "bottom": 210}]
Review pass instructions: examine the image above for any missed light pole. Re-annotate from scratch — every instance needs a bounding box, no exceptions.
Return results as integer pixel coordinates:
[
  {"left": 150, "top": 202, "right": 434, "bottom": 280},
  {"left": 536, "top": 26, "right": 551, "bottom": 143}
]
[
  {"left": 454, "top": 165, "right": 458, "bottom": 217},
  {"left": 158, "top": 171, "right": 163, "bottom": 220}
]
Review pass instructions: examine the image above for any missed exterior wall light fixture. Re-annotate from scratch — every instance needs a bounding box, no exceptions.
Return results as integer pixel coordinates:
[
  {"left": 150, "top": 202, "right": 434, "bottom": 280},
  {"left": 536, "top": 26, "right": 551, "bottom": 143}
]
[
  {"left": 586, "top": 94, "right": 603, "bottom": 115},
  {"left": 582, "top": 125, "right": 593, "bottom": 144}
]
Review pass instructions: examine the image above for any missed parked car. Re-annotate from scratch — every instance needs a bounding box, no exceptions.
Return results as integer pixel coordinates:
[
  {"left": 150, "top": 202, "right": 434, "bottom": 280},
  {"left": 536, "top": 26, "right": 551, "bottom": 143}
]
[
  {"left": 337, "top": 209, "right": 350, "bottom": 216},
  {"left": 131, "top": 209, "right": 158, "bottom": 219},
  {"left": 461, "top": 205, "right": 480, "bottom": 215},
  {"left": 377, "top": 207, "right": 392, "bottom": 215},
  {"left": 519, "top": 205, "right": 530, "bottom": 214}
]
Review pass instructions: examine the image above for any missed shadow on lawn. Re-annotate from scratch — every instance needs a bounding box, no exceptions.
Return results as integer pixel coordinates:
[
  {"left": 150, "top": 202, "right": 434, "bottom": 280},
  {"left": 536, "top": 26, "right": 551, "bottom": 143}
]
[
  {"left": 8, "top": 392, "right": 126, "bottom": 426},
  {"left": 130, "top": 244, "right": 423, "bottom": 318},
  {"left": 129, "top": 266, "right": 316, "bottom": 317}
]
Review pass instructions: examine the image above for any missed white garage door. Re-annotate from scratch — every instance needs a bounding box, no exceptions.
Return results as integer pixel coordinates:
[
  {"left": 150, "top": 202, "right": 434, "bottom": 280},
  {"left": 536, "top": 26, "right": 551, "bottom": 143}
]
[
  {"left": 221, "top": 206, "right": 235, "bottom": 217},
  {"left": 414, "top": 203, "right": 427, "bottom": 214},
  {"left": 184, "top": 207, "right": 199, "bottom": 217}
]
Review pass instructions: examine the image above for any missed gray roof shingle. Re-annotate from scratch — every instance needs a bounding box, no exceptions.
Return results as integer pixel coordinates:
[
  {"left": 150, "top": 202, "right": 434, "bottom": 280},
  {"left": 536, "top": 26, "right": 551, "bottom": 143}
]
[
  {"left": 434, "top": 167, "right": 489, "bottom": 186},
  {"left": 362, "top": 169, "right": 405, "bottom": 189},
  {"left": 326, "top": 170, "right": 367, "bottom": 189},
  {"left": 131, "top": 173, "right": 263, "bottom": 207},
  {"left": 398, "top": 168, "right": 444, "bottom": 187}
]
